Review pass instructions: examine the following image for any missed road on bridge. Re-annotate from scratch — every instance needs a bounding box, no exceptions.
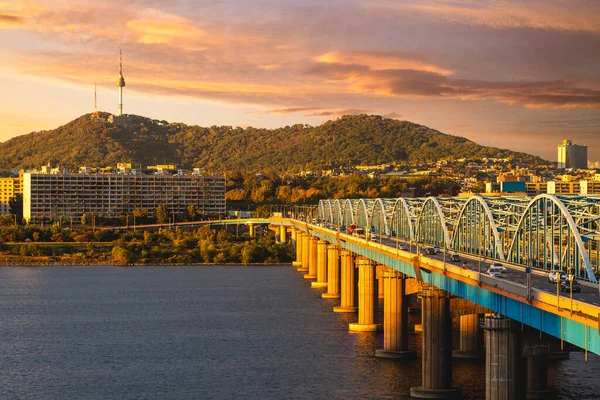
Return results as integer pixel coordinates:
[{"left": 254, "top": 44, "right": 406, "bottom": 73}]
[{"left": 321, "top": 223, "right": 600, "bottom": 307}]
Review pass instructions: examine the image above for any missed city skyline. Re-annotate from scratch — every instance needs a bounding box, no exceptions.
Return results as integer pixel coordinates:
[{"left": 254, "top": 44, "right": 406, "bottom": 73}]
[{"left": 1, "top": 0, "right": 599, "bottom": 162}]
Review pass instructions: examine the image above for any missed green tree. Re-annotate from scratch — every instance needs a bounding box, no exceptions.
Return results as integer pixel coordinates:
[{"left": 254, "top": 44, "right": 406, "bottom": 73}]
[
  {"left": 154, "top": 204, "right": 170, "bottom": 224},
  {"left": 111, "top": 246, "right": 133, "bottom": 265},
  {"left": 185, "top": 204, "right": 198, "bottom": 221},
  {"left": 8, "top": 194, "right": 23, "bottom": 224}
]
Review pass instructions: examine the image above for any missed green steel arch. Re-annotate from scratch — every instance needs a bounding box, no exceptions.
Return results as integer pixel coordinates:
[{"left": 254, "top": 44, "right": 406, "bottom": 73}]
[
  {"left": 452, "top": 195, "right": 505, "bottom": 260},
  {"left": 355, "top": 199, "right": 370, "bottom": 230},
  {"left": 507, "top": 194, "right": 596, "bottom": 281},
  {"left": 332, "top": 199, "right": 343, "bottom": 226},
  {"left": 370, "top": 198, "right": 396, "bottom": 236},
  {"left": 390, "top": 198, "right": 422, "bottom": 241},
  {"left": 416, "top": 197, "right": 452, "bottom": 249},
  {"left": 341, "top": 199, "right": 356, "bottom": 228}
]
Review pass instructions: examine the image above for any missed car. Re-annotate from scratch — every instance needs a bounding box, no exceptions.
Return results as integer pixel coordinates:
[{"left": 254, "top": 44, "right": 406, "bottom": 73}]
[
  {"left": 548, "top": 270, "right": 567, "bottom": 283},
  {"left": 489, "top": 262, "right": 505, "bottom": 273},
  {"left": 487, "top": 265, "right": 504, "bottom": 277},
  {"left": 449, "top": 253, "right": 460, "bottom": 262},
  {"left": 425, "top": 247, "right": 437, "bottom": 255},
  {"left": 560, "top": 279, "right": 582, "bottom": 293},
  {"left": 433, "top": 246, "right": 441, "bottom": 254},
  {"left": 398, "top": 244, "right": 409, "bottom": 251},
  {"left": 370, "top": 232, "right": 378, "bottom": 240}
]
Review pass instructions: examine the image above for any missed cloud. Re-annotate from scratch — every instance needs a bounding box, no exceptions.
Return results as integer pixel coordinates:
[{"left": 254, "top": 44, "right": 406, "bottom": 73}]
[
  {"left": 309, "top": 57, "right": 600, "bottom": 109},
  {"left": 368, "top": 0, "right": 600, "bottom": 33},
  {"left": 262, "top": 107, "right": 328, "bottom": 115},
  {"left": 302, "top": 108, "right": 374, "bottom": 118},
  {"left": 0, "top": 13, "right": 25, "bottom": 26},
  {"left": 317, "top": 51, "right": 453, "bottom": 76}
]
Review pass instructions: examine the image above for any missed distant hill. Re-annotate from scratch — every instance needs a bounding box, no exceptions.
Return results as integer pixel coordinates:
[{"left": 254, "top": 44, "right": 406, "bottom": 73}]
[{"left": 0, "top": 113, "right": 544, "bottom": 171}]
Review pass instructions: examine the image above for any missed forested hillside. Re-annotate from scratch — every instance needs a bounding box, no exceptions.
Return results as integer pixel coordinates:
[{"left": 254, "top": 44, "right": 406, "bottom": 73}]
[{"left": 0, "top": 113, "right": 543, "bottom": 171}]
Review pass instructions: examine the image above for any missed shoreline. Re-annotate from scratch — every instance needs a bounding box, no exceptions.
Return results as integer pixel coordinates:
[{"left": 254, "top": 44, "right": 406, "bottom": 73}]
[{"left": 0, "top": 260, "right": 292, "bottom": 267}]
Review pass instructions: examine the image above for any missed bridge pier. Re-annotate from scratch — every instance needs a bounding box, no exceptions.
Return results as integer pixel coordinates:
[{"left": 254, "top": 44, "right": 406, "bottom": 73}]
[
  {"left": 526, "top": 354, "right": 556, "bottom": 400},
  {"left": 298, "top": 233, "right": 309, "bottom": 272},
  {"left": 323, "top": 245, "right": 340, "bottom": 299},
  {"left": 484, "top": 315, "right": 525, "bottom": 400},
  {"left": 311, "top": 240, "right": 328, "bottom": 288},
  {"left": 453, "top": 314, "right": 484, "bottom": 359},
  {"left": 248, "top": 223, "right": 255, "bottom": 237},
  {"left": 410, "top": 287, "right": 461, "bottom": 399},
  {"left": 279, "top": 226, "right": 287, "bottom": 243},
  {"left": 377, "top": 265, "right": 385, "bottom": 309},
  {"left": 334, "top": 250, "right": 357, "bottom": 313},
  {"left": 349, "top": 257, "right": 381, "bottom": 332},
  {"left": 375, "top": 270, "right": 416, "bottom": 359},
  {"left": 304, "top": 236, "right": 318, "bottom": 279},
  {"left": 292, "top": 229, "right": 302, "bottom": 268}
]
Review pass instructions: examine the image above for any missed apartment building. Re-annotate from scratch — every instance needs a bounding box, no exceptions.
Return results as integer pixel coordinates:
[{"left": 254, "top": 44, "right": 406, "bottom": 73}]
[
  {"left": 23, "top": 165, "right": 225, "bottom": 223},
  {"left": 0, "top": 174, "right": 23, "bottom": 214}
]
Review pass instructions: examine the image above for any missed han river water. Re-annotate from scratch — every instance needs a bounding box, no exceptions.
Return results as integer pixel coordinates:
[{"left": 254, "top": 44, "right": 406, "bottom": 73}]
[{"left": 0, "top": 265, "right": 599, "bottom": 399}]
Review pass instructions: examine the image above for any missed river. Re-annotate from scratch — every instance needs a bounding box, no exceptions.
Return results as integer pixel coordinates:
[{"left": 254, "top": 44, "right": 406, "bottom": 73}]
[{"left": 0, "top": 266, "right": 598, "bottom": 399}]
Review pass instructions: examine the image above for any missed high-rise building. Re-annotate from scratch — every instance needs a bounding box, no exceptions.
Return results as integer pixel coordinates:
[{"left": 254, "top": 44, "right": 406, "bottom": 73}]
[
  {"left": 0, "top": 174, "right": 23, "bottom": 214},
  {"left": 23, "top": 165, "right": 225, "bottom": 223},
  {"left": 557, "top": 139, "right": 587, "bottom": 169}
]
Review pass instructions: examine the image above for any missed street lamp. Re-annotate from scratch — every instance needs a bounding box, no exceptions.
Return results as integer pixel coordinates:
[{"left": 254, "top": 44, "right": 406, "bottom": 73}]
[
  {"left": 568, "top": 273, "right": 574, "bottom": 314},
  {"left": 556, "top": 272, "right": 561, "bottom": 310},
  {"left": 478, "top": 256, "right": 486, "bottom": 286}
]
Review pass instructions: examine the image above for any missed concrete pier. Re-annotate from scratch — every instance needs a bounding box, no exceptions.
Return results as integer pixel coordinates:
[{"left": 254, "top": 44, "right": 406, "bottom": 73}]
[
  {"left": 303, "top": 236, "right": 318, "bottom": 279},
  {"left": 279, "top": 226, "right": 287, "bottom": 243},
  {"left": 298, "top": 233, "right": 309, "bottom": 272},
  {"left": 410, "top": 287, "right": 461, "bottom": 399},
  {"left": 248, "top": 223, "right": 255, "bottom": 237},
  {"left": 323, "top": 245, "right": 340, "bottom": 299},
  {"left": 333, "top": 250, "right": 357, "bottom": 313},
  {"left": 526, "top": 354, "right": 556, "bottom": 400},
  {"left": 311, "top": 240, "right": 329, "bottom": 288},
  {"left": 349, "top": 257, "right": 381, "bottom": 332},
  {"left": 453, "top": 314, "right": 484, "bottom": 359},
  {"left": 375, "top": 270, "right": 416, "bottom": 359},
  {"left": 291, "top": 229, "right": 302, "bottom": 269},
  {"left": 484, "top": 315, "right": 525, "bottom": 400}
]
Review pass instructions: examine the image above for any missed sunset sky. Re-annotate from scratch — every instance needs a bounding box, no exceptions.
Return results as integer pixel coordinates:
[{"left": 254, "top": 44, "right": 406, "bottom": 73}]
[{"left": 1, "top": 0, "right": 599, "bottom": 162}]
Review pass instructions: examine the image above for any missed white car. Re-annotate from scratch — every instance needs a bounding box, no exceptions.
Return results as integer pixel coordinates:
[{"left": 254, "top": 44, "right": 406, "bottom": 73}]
[
  {"left": 487, "top": 265, "right": 504, "bottom": 277},
  {"left": 398, "top": 244, "right": 409, "bottom": 251},
  {"left": 489, "top": 262, "right": 506, "bottom": 273},
  {"left": 548, "top": 270, "right": 567, "bottom": 283}
]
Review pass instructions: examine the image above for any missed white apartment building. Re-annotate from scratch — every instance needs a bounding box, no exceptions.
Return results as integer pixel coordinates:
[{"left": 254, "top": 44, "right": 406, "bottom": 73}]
[{"left": 23, "top": 166, "right": 226, "bottom": 223}]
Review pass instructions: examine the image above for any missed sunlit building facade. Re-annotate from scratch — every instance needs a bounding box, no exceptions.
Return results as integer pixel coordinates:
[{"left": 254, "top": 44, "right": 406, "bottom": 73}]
[
  {"left": 557, "top": 139, "right": 587, "bottom": 169},
  {"left": 23, "top": 166, "right": 225, "bottom": 223}
]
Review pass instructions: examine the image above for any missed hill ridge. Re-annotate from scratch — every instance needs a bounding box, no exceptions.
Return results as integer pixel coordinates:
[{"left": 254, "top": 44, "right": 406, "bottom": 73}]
[{"left": 0, "top": 113, "right": 544, "bottom": 171}]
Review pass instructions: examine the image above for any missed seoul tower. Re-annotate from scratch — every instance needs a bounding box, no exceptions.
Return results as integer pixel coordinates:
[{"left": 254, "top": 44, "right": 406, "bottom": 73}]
[{"left": 116, "top": 49, "right": 125, "bottom": 116}]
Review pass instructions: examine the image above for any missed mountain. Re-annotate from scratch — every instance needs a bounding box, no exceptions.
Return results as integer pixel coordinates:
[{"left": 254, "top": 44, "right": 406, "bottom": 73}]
[{"left": 0, "top": 113, "right": 543, "bottom": 171}]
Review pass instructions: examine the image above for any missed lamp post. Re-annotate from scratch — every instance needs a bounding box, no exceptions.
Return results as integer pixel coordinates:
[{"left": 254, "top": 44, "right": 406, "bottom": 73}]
[
  {"left": 569, "top": 273, "right": 574, "bottom": 314},
  {"left": 478, "top": 256, "right": 485, "bottom": 286},
  {"left": 556, "top": 272, "right": 561, "bottom": 310}
]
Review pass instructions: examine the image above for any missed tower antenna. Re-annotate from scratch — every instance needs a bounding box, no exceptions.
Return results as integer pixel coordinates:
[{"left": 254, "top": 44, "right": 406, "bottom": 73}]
[
  {"left": 116, "top": 49, "right": 126, "bottom": 116},
  {"left": 91, "top": 82, "right": 99, "bottom": 119}
]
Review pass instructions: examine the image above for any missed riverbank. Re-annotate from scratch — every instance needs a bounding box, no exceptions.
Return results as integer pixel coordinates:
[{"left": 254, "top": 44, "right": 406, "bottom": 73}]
[{"left": 0, "top": 256, "right": 292, "bottom": 267}]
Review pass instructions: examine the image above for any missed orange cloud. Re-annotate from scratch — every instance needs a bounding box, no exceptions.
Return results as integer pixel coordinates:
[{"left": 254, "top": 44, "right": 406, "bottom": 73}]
[
  {"left": 0, "top": 13, "right": 25, "bottom": 26},
  {"left": 370, "top": 0, "right": 600, "bottom": 33},
  {"left": 317, "top": 51, "right": 453, "bottom": 76}
]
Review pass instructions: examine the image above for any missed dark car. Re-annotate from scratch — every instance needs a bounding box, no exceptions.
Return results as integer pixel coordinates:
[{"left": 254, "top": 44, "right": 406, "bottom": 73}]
[
  {"left": 560, "top": 279, "right": 582, "bottom": 293},
  {"left": 449, "top": 254, "right": 460, "bottom": 262},
  {"left": 425, "top": 247, "right": 437, "bottom": 255}
]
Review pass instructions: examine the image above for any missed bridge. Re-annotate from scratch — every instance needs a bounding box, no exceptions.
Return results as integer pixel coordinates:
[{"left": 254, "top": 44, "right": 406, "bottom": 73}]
[{"left": 246, "top": 194, "right": 600, "bottom": 399}]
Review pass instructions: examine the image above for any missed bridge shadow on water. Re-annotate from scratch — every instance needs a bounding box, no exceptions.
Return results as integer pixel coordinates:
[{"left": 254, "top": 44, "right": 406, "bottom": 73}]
[{"left": 299, "top": 275, "right": 600, "bottom": 400}]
